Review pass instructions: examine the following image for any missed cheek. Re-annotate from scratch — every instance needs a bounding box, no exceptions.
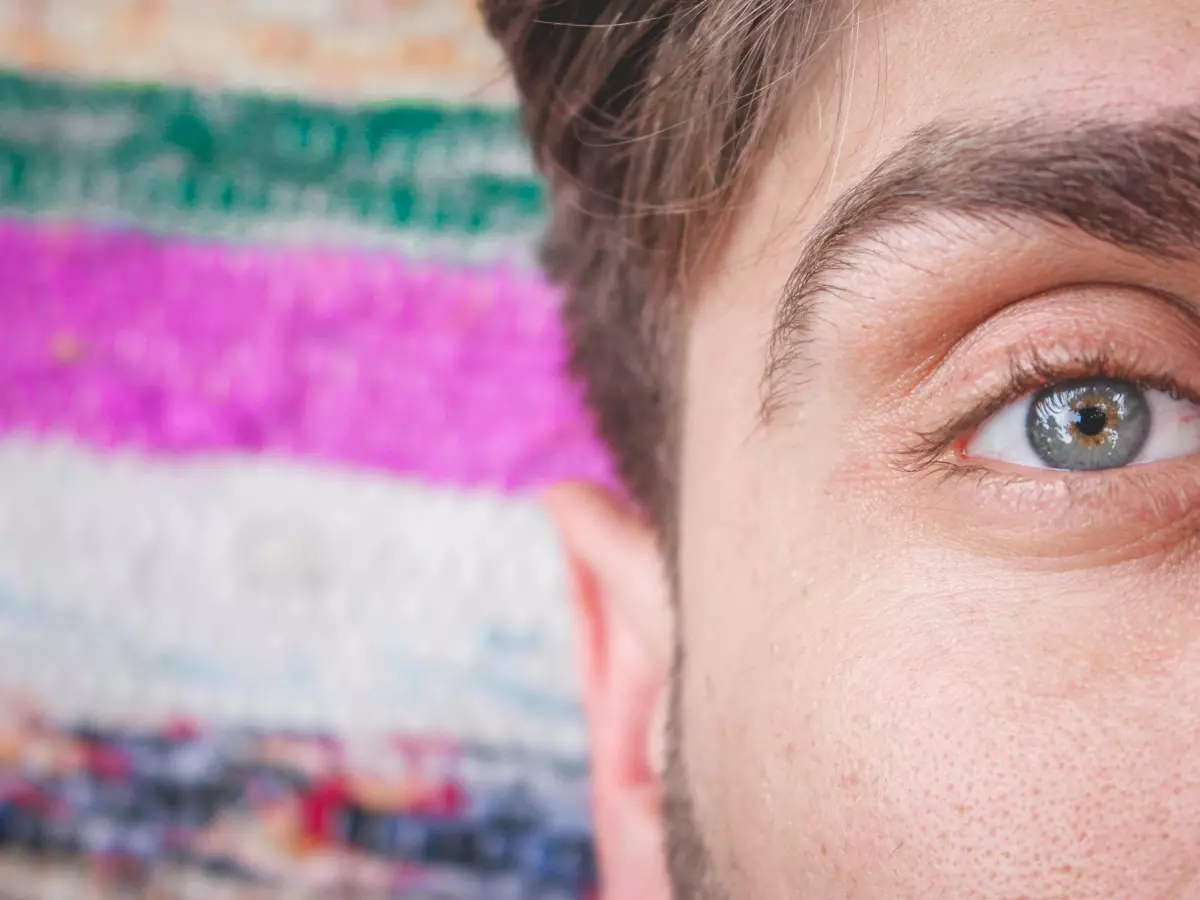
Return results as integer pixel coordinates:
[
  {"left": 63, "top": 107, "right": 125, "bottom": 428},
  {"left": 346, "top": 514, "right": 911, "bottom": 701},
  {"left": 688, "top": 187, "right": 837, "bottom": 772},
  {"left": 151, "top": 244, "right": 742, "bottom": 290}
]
[
  {"left": 840, "top": 637, "right": 1200, "bottom": 899},
  {"left": 681, "top": 549, "right": 1200, "bottom": 900}
]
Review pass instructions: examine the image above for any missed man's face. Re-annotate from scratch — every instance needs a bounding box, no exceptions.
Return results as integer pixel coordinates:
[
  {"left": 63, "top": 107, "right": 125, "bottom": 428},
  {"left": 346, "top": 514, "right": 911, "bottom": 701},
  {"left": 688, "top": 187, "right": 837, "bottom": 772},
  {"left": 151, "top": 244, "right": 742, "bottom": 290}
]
[{"left": 674, "top": 0, "right": 1200, "bottom": 896}]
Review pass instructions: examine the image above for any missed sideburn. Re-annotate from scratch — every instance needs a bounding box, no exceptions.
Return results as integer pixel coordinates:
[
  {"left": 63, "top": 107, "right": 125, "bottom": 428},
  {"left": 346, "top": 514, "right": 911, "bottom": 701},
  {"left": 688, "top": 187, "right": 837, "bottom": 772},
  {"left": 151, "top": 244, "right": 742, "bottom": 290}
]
[{"left": 663, "top": 610, "right": 729, "bottom": 900}]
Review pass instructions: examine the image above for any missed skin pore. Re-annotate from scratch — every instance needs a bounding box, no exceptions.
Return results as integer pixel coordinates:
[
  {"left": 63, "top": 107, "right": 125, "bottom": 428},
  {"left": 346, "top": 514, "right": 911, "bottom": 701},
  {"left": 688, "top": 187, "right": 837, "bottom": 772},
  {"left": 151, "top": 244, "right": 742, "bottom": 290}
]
[{"left": 548, "top": 0, "right": 1200, "bottom": 898}]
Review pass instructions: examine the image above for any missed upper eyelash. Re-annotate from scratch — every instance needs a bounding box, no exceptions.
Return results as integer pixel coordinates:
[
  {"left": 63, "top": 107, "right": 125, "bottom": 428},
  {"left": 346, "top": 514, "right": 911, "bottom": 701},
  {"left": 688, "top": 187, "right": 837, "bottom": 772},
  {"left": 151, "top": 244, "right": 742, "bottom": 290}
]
[{"left": 894, "top": 344, "right": 1200, "bottom": 477}]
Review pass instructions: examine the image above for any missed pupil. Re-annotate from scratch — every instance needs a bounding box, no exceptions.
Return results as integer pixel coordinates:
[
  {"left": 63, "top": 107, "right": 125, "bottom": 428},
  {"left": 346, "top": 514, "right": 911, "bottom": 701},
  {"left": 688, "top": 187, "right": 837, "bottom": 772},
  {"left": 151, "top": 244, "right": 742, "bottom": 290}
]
[{"left": 1074, "top": 405, "right": 1109, "bottom": 437}]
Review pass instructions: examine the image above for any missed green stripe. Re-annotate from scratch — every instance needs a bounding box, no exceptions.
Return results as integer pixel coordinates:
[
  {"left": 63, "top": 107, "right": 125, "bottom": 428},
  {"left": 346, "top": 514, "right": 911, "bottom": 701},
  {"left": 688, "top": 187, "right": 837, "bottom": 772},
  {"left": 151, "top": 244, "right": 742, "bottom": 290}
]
[{"left": 0, "top": 70, "right": 546, "bottom": 253}]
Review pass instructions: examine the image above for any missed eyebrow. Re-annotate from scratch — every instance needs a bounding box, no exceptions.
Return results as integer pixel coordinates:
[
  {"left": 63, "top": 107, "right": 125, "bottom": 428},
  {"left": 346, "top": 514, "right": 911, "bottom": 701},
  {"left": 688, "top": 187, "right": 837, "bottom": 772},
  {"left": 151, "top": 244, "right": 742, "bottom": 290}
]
[{"left": 762, "top": 109, "right": 1200, "bottom": 417}]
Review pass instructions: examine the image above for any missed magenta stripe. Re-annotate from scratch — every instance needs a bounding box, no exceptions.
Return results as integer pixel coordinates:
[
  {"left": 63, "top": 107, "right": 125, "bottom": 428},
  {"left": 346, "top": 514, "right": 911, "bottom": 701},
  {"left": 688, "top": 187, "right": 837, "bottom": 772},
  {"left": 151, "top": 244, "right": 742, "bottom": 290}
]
[{"left": 0, "top": 222, "right": 612, "bottom": 490}]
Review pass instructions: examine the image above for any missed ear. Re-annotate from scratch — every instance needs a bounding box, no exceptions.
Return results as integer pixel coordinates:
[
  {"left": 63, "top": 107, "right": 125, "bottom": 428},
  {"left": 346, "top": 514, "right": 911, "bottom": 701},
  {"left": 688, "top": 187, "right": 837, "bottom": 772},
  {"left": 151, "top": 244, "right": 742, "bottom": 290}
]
[{"left": 544, "top": 483, "right": 673, "bottom": 900}]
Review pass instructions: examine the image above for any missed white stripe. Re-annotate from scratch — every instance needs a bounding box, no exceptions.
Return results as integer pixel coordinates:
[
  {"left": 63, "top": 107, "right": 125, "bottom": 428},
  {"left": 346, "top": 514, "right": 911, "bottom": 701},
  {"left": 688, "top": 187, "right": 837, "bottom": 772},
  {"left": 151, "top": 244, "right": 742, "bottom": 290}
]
[{"left": 0, "top": 438, "right": 585, "bottom": 758}]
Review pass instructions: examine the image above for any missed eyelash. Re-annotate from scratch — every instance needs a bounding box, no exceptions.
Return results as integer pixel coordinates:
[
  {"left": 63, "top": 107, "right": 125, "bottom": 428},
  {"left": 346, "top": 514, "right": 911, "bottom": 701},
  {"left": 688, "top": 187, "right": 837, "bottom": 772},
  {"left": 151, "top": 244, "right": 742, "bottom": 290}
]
[{"left": 898, "top": 344, "right": 1200, "bottom": 479}]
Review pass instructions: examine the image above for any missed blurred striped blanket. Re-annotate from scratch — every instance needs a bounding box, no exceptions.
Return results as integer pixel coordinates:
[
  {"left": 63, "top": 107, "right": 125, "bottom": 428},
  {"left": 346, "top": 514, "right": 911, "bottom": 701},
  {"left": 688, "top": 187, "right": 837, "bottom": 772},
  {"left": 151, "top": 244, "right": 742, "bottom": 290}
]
[{"left": 0, "top": 3, "right": 605, "bottom": 897}]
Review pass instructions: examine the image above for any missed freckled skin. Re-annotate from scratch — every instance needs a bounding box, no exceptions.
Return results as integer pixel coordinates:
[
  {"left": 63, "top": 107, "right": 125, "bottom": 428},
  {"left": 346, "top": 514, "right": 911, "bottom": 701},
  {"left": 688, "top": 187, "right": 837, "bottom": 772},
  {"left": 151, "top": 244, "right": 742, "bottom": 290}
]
[{"left": 672, "top": 1, "right": 1200, "bottom": 897}]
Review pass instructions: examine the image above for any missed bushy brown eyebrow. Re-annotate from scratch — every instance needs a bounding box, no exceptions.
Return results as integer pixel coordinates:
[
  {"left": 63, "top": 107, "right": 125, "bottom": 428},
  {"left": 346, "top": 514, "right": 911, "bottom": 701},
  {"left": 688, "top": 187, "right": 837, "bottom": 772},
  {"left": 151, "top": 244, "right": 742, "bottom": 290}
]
[{"left": 761, "top": 110, "right": 1200, "bottom": 420}]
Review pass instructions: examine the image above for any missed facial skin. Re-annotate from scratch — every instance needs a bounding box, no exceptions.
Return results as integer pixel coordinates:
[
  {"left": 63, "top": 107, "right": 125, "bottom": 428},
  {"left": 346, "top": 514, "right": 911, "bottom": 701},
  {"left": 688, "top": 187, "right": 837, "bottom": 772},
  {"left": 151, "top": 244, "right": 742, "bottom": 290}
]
[{"left": 548, "top": 1, "right": 1200, "bottom": 897}]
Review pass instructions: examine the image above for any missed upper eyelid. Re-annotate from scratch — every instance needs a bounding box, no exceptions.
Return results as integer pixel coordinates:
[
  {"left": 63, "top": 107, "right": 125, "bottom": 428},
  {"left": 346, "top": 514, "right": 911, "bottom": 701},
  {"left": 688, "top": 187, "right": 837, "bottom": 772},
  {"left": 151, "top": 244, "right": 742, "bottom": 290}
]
[
  {"left": 902, "top": 283, "right": 1195, "bottom": 406},
  {"left": 897, "top": 291, "right": 1200, "bottom": 441}
]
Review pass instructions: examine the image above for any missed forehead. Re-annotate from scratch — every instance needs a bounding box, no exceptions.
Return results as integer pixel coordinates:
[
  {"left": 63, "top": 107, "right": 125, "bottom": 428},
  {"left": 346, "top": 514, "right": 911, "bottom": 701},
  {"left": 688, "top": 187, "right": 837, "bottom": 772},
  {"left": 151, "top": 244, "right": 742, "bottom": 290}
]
[
  {"left": 776, "top": 0, "right": 1200, "bottom": 204},
  {"left": 855, "top": 0, "right": 1200, "bottom": 112}
]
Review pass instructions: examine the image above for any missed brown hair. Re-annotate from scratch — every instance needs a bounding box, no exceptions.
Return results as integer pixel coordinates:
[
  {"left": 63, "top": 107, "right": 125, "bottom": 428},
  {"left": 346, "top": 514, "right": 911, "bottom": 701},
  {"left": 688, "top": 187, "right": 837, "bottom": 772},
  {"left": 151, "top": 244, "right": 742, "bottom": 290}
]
[{"left": 481, "top": 0, "right": 846, "bottom": 530}]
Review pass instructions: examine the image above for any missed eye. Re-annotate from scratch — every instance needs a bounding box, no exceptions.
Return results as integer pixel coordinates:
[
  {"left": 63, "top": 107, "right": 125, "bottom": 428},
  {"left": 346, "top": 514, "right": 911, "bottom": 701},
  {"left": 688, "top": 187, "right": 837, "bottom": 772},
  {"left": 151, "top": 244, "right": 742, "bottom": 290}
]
[{"left": 966, "top": 377, "right": 1200, "bottom": 471}]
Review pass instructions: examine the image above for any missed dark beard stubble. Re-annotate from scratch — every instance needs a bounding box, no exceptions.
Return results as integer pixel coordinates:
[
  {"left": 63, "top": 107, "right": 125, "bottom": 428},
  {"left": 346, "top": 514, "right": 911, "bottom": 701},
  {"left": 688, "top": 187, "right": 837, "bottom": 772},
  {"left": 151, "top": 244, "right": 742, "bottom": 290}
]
[{"left": 663, "top": 641, "right": 730, "bottom": 900}]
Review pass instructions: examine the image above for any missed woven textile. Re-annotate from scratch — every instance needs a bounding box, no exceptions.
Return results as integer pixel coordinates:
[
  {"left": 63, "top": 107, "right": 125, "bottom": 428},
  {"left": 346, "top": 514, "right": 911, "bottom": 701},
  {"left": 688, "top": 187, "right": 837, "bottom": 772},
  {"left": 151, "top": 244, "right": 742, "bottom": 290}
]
[{"left": 0, "top": 3, "right": 603, "bottom": 898}]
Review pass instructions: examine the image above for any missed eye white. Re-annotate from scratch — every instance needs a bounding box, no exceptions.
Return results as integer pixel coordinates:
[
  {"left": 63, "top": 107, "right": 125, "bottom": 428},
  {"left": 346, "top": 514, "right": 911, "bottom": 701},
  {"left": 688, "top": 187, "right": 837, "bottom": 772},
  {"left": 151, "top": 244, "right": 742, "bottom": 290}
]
[{"left": 966, "top": 388, "right": 1200, "bottom": 469}]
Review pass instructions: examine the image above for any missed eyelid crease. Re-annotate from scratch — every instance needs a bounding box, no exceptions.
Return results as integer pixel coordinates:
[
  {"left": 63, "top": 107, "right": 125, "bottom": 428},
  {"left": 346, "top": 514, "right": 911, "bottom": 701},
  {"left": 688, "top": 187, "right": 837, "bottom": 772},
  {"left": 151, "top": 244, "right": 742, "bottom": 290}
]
[{"left": 898, "top": 281, "right": 1200, "bottom": 403}]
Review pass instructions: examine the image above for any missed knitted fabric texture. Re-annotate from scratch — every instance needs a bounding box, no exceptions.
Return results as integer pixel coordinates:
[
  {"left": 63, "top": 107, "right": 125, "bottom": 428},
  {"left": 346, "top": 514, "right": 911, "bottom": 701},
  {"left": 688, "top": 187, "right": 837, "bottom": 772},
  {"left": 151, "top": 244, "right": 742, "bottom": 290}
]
[{"left": 0, "top": 3, "right": 604, "bottom": 897}]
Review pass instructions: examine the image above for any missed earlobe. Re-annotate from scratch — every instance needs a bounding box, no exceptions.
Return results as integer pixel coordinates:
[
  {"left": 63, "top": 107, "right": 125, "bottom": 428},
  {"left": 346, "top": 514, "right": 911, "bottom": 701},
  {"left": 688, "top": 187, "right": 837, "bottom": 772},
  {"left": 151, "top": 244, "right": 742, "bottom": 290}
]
[{"left": 543, "top": 483, "right": 674, "bottom": 900}]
